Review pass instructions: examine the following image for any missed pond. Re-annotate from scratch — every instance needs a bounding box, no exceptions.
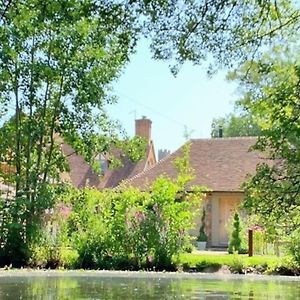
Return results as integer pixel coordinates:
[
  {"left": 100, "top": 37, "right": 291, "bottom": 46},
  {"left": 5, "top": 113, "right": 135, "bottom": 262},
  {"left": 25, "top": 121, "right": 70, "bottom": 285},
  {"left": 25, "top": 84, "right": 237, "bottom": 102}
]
[{"left": 0, "top": 271, "right": 299, "bottom": 299}]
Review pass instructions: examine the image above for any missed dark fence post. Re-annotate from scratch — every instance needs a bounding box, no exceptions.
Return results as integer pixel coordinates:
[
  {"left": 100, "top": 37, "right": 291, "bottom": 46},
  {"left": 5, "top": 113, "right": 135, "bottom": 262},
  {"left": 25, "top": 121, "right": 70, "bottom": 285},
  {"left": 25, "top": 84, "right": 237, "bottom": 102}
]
[{"left": 248, "top": 229, "right": 253, "bottom": 257}]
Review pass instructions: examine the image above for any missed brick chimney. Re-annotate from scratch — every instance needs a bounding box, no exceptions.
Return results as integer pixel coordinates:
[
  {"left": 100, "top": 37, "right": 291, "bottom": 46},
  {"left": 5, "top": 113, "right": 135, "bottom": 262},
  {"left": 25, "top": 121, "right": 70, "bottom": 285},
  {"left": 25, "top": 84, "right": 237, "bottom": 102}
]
[{"left": 135, "top": 116, "right": 152, "bottom": 142}]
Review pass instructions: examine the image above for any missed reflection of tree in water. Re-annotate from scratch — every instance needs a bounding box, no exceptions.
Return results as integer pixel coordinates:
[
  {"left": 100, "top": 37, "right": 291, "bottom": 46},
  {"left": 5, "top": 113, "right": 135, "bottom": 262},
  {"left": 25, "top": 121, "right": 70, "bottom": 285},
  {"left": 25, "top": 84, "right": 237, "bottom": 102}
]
[
  {"left": 0, "top": 276, "right": 299, "bottom": 299},
  {"left": 0, "top": 277, "right": 79, "bottom": 299}
]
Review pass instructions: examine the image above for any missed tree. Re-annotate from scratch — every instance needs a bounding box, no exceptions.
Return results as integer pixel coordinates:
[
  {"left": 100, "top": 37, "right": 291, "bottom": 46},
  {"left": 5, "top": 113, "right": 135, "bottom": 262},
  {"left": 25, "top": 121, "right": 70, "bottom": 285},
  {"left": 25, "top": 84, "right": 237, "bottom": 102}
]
[
  {"left": 144, "top": 0, "right": 300, "bottom": 73},
  {"left": 230, "top": 56, "right": 300, "bottom": 245},
  {"left": 0, "top": 0, "right": 144, "bottom": 265},
  {"left": 211, "top": 113, "right": 262, "bottom": 138}
]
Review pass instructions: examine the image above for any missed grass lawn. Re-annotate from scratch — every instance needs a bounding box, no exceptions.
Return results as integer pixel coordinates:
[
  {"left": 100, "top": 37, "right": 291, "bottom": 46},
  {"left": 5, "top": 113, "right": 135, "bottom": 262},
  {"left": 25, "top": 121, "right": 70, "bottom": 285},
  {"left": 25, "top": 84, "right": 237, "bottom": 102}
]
[{"left": 177, "top": 252, "right": 281, "bottom": 272}]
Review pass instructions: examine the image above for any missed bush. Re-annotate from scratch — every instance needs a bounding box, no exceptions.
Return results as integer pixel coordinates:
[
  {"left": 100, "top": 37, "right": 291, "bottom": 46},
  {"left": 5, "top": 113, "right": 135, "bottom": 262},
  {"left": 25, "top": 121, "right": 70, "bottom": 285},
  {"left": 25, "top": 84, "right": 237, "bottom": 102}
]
[
  {"left": 58, "top": 150, "right": 205, "bottom": 270},
  {"left": 59, "top": 248, "right": 79, "bottom": 269},
  {"left": 28, "top": 143, "right": 206, "bottom": 270},
  {"left": 229, "top": 251, "right": 245, "bottom": 273},
  {"left": 228, "top": 213, "right": 244, "bottom": 254},
  {"left": 197, "top": 209, "right": 208, "bottom": 242},
  {"left": 267, "top": 256, "right": 300, "bottom": 276},
  {"left": 285, "top": 227, "right": 300, "bottom": 265},
  {"left": 183, "top": 243, "right": 194, "bottom": 253}
]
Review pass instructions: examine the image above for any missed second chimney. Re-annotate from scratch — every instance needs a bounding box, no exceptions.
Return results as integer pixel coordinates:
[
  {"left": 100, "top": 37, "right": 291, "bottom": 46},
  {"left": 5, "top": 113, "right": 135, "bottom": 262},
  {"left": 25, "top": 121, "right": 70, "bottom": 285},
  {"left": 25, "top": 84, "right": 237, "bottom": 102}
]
[
  {"left": 218, "top": 126, "right": 223, "bottom": 138},
  {"left": 135, "top": 116, "right": 152, "bottom": 142}
]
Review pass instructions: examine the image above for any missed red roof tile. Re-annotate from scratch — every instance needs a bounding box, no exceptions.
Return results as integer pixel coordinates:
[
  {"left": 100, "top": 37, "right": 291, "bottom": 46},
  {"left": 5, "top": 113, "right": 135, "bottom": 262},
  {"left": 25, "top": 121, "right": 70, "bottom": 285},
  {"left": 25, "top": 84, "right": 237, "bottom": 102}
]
[
  {"left": 61, "top": 143, "right": 101, "bottom": 188},
  {"left": 61, "top": 141, "right": 155, "bottom": 189},
  {"left": 123, "top": 137, "right": 269, "bottom": 192}
]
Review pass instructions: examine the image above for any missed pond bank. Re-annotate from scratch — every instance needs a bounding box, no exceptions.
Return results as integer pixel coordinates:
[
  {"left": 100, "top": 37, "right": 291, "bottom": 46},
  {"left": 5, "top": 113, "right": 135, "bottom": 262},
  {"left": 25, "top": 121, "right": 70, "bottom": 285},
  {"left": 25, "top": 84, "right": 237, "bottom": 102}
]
[{"left": 0, "top": 269, "right": 299, "bottom": 281}]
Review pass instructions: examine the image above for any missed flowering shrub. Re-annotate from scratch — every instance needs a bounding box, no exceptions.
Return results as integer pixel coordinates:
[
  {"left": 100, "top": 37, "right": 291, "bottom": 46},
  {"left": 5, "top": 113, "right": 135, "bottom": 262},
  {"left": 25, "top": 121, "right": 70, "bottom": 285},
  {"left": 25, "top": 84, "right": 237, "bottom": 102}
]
[
  {"left": 57, "top": 175, "right": 204, "bottom": 270},
  {"left": 56, "top": 143, "right": 206, "bottom": 270}
]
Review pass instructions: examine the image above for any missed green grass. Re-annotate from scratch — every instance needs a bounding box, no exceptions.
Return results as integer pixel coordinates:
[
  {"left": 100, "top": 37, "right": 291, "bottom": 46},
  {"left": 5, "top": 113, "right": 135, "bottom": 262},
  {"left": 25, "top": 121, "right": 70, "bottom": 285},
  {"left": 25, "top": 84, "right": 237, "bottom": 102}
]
[{"left": 177, "top": 252, "right": 281, "bottom": 271}]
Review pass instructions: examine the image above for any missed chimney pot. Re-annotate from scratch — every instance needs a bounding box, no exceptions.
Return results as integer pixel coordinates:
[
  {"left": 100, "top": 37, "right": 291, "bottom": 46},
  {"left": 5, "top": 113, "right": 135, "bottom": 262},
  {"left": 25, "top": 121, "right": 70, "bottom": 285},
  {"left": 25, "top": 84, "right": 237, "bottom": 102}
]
[{"left": 218, "top": 127, "right": 223, "bottom": 138}]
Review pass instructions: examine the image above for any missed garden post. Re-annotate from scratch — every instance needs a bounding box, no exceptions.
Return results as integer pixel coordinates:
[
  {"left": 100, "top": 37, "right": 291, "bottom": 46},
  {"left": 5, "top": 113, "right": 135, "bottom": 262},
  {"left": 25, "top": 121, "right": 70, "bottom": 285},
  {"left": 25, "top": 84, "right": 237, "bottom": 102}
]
[{"left": 248, "top": 229, "right": 253, "bottom": 257}]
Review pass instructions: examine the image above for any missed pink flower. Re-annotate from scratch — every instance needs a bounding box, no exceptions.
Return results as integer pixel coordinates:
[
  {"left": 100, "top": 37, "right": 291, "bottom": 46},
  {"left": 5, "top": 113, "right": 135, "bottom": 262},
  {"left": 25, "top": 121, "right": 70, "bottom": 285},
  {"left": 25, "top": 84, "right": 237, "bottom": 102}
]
[
  {"left": 250, "top": 225, "right": 265, "bottom": 232},
  {"left": 58, "top": 205, "right": 72, "bottom": 218},
  {"left": 134, "top": 211, "right": 145, "bottom": 222}
]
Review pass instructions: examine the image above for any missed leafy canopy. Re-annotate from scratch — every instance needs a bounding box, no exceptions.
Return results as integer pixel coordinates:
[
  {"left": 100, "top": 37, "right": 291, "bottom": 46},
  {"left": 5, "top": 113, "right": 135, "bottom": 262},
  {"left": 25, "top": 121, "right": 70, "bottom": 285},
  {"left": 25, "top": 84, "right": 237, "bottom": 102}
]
[
  {"left": 0, "top": 0, "right": 143, "bottom": 265},
  {"left": 232, "top": 55, "right": 300, "bottom": 236}
]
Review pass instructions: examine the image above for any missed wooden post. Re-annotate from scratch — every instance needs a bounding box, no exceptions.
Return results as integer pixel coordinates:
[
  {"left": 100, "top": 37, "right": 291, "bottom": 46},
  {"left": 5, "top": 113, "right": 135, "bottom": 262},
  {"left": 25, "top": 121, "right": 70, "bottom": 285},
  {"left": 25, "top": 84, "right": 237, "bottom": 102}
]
[{"left": 248, "top": 229, "right": 253, "bottom": 257}]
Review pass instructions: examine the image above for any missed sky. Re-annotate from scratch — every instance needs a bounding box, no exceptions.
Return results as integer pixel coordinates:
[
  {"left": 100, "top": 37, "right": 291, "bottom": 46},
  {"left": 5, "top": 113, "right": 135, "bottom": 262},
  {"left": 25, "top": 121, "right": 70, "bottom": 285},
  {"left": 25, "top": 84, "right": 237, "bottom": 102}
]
[{"left": 108, "top": 40, "right": 239, "bottom": 154}]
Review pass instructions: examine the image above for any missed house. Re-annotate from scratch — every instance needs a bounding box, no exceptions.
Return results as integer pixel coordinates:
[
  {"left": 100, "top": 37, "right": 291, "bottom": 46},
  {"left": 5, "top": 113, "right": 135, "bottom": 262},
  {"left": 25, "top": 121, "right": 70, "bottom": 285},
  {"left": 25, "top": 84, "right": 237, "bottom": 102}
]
[
  {"left": 0, "top": 162, "right": 15, "bottom": 198},
  {"left": 61, "top": 117, "right": 157, "bottom": 189},
  {"left": 121, "top": 137, "right": 268, "bottom": 248}
]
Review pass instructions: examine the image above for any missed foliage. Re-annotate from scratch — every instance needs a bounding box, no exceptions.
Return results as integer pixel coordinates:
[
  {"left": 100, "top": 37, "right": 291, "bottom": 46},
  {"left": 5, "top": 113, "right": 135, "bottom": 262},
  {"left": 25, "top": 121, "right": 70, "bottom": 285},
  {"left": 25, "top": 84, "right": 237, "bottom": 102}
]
[
  {"left": 0, "top": 183, "right": 60, "bottom": 266},
  {"left": 1, "top": 0, "right": 299, "bottom": 269},
  {"left": 29, "top": 206, "right": 78, "bottom": 269},
  {"left": 0, "top": 0, "right": 147, "bottom": 266},
  {"left": 2, "top": 1, "right": 300, "bottom": 75},
  {"left": 211, "top": 113, "right": 262, "bottom": 138},
  {"left": 230, "top": 56, "right": 300, "bottom": 262},
  {"left": 59, "top": 183, "right": 203, "bottom": 270},
  {"left": 285, "top": 227, "right": 300, "bottom": 265},
  {"left": 266, "top": 255, "right": 300, "bottom": 275},
  {"left": 180, "top": 252, "right": 299, "bottom": 275},
  {"left": 144, "top": 0, "right": 300, "bottom": 73},
  {"left": 53, "top": 144, "right": 206, "bottom": 270},
  {"left": 230, "top": 251, "right": 245, "bottom": 273},
  {"left": 197, "top": 209, "right": 208, "bottom": 242},
  {"left": 228, "top": 213, "right": 243, "bottom": 254}
]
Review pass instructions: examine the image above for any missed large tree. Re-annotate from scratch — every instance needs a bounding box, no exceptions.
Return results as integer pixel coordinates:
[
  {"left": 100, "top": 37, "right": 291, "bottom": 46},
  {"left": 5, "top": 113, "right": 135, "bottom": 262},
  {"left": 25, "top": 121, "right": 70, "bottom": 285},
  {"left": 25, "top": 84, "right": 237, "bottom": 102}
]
[
  {"left": 0, "top": 0, "right": 144, "bottom": 265},
  {"left": 231, "top": 56, "right": 300, "bottom": 242}
]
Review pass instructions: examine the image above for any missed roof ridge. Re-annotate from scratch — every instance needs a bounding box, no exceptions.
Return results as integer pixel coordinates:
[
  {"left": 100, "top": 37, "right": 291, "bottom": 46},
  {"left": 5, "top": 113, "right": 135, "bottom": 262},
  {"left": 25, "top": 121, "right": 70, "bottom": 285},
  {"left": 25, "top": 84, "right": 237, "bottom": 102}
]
[{"left": 190, "top": 136, "right": 259, "bottom": 142}]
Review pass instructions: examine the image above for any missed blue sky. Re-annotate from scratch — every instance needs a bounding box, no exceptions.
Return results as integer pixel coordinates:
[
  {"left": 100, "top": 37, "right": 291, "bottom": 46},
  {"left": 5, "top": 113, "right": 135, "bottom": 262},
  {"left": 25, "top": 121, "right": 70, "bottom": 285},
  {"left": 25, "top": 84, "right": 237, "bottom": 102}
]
[{"left": 109, "top": 40, "right": 239, "bottom": 154}]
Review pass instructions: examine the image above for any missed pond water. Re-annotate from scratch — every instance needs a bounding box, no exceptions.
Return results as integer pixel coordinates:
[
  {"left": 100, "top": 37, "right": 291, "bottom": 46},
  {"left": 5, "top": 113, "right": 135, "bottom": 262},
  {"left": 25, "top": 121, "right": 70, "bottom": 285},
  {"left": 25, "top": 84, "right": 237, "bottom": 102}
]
[{"left": 0, "top": 271, "right": 299, "bottom": 299}]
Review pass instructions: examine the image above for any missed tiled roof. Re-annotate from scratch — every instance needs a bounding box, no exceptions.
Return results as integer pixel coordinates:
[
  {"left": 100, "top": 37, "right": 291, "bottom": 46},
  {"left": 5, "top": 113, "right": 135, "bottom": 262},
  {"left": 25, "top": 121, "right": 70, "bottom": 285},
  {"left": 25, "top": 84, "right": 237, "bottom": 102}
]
[
  {"left": 123, "top": 137, "right": 269, "bottom": 192},
  {"left": 98, "top": 154, "right": 147, "bottom": 189},
  {"left": 100, "top": 140, "right": 156, "bottom": 188},
  {"left": 61, "top": 142, "right": 154, "bottom": 189},
  {"left": 61, "top": 143, "right": 101, "bottom": 188}
]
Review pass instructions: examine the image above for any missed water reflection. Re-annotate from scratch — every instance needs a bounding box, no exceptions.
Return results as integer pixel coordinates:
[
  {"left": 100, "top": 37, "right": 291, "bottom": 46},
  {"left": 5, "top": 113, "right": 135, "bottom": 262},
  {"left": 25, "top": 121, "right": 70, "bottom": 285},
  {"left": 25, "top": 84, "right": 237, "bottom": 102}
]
[{"left": 0, "top": 273, "right": 299, "bottom": 299}]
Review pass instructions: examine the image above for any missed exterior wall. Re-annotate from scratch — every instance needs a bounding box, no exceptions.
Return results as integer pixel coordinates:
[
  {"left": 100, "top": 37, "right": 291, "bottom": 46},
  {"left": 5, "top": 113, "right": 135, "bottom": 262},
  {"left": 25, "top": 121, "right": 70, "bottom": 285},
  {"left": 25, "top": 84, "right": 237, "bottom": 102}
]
[
  {"left": 189, "top": 194, "right": 213, "bottom": 247},
  {"left": 210, "top": 192, "right": 243, "bottom": 247},
  {"left": 190, "top": 192, "right": 243, "bottom": 248},
  {"left": 189, "top": 194, "right": 208, "bottom": 238}
]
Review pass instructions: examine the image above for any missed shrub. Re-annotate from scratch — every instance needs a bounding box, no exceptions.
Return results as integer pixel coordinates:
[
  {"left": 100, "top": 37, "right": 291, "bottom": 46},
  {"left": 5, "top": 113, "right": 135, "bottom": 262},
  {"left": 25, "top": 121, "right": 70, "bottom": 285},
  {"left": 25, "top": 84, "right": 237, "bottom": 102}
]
[
  {"left": 59, "top": 177, "right": 204, "bottom": 270},
  {"left": 31, "top": 143, "right": 206, "bottom": 270},
  {"left": 183, "top": 243, "right": 194, "bottom": 253},
  {"left": 197, "top": 209, "right": 208, "bottom": 242},
  {"left": 285, "top": 227, "right": 300, "bottom": 265},
  {"left": 59, "top": 248, "right": 79, "bottom": 269},
  {"left": 228, "top": 213, "right": 243, "bottom": 254},
  {"left": 267, "top": 256, "right": 300, "bottom": 276},
  {"left": 229, "top": 251, "right": 244, "bottom": 273}
]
